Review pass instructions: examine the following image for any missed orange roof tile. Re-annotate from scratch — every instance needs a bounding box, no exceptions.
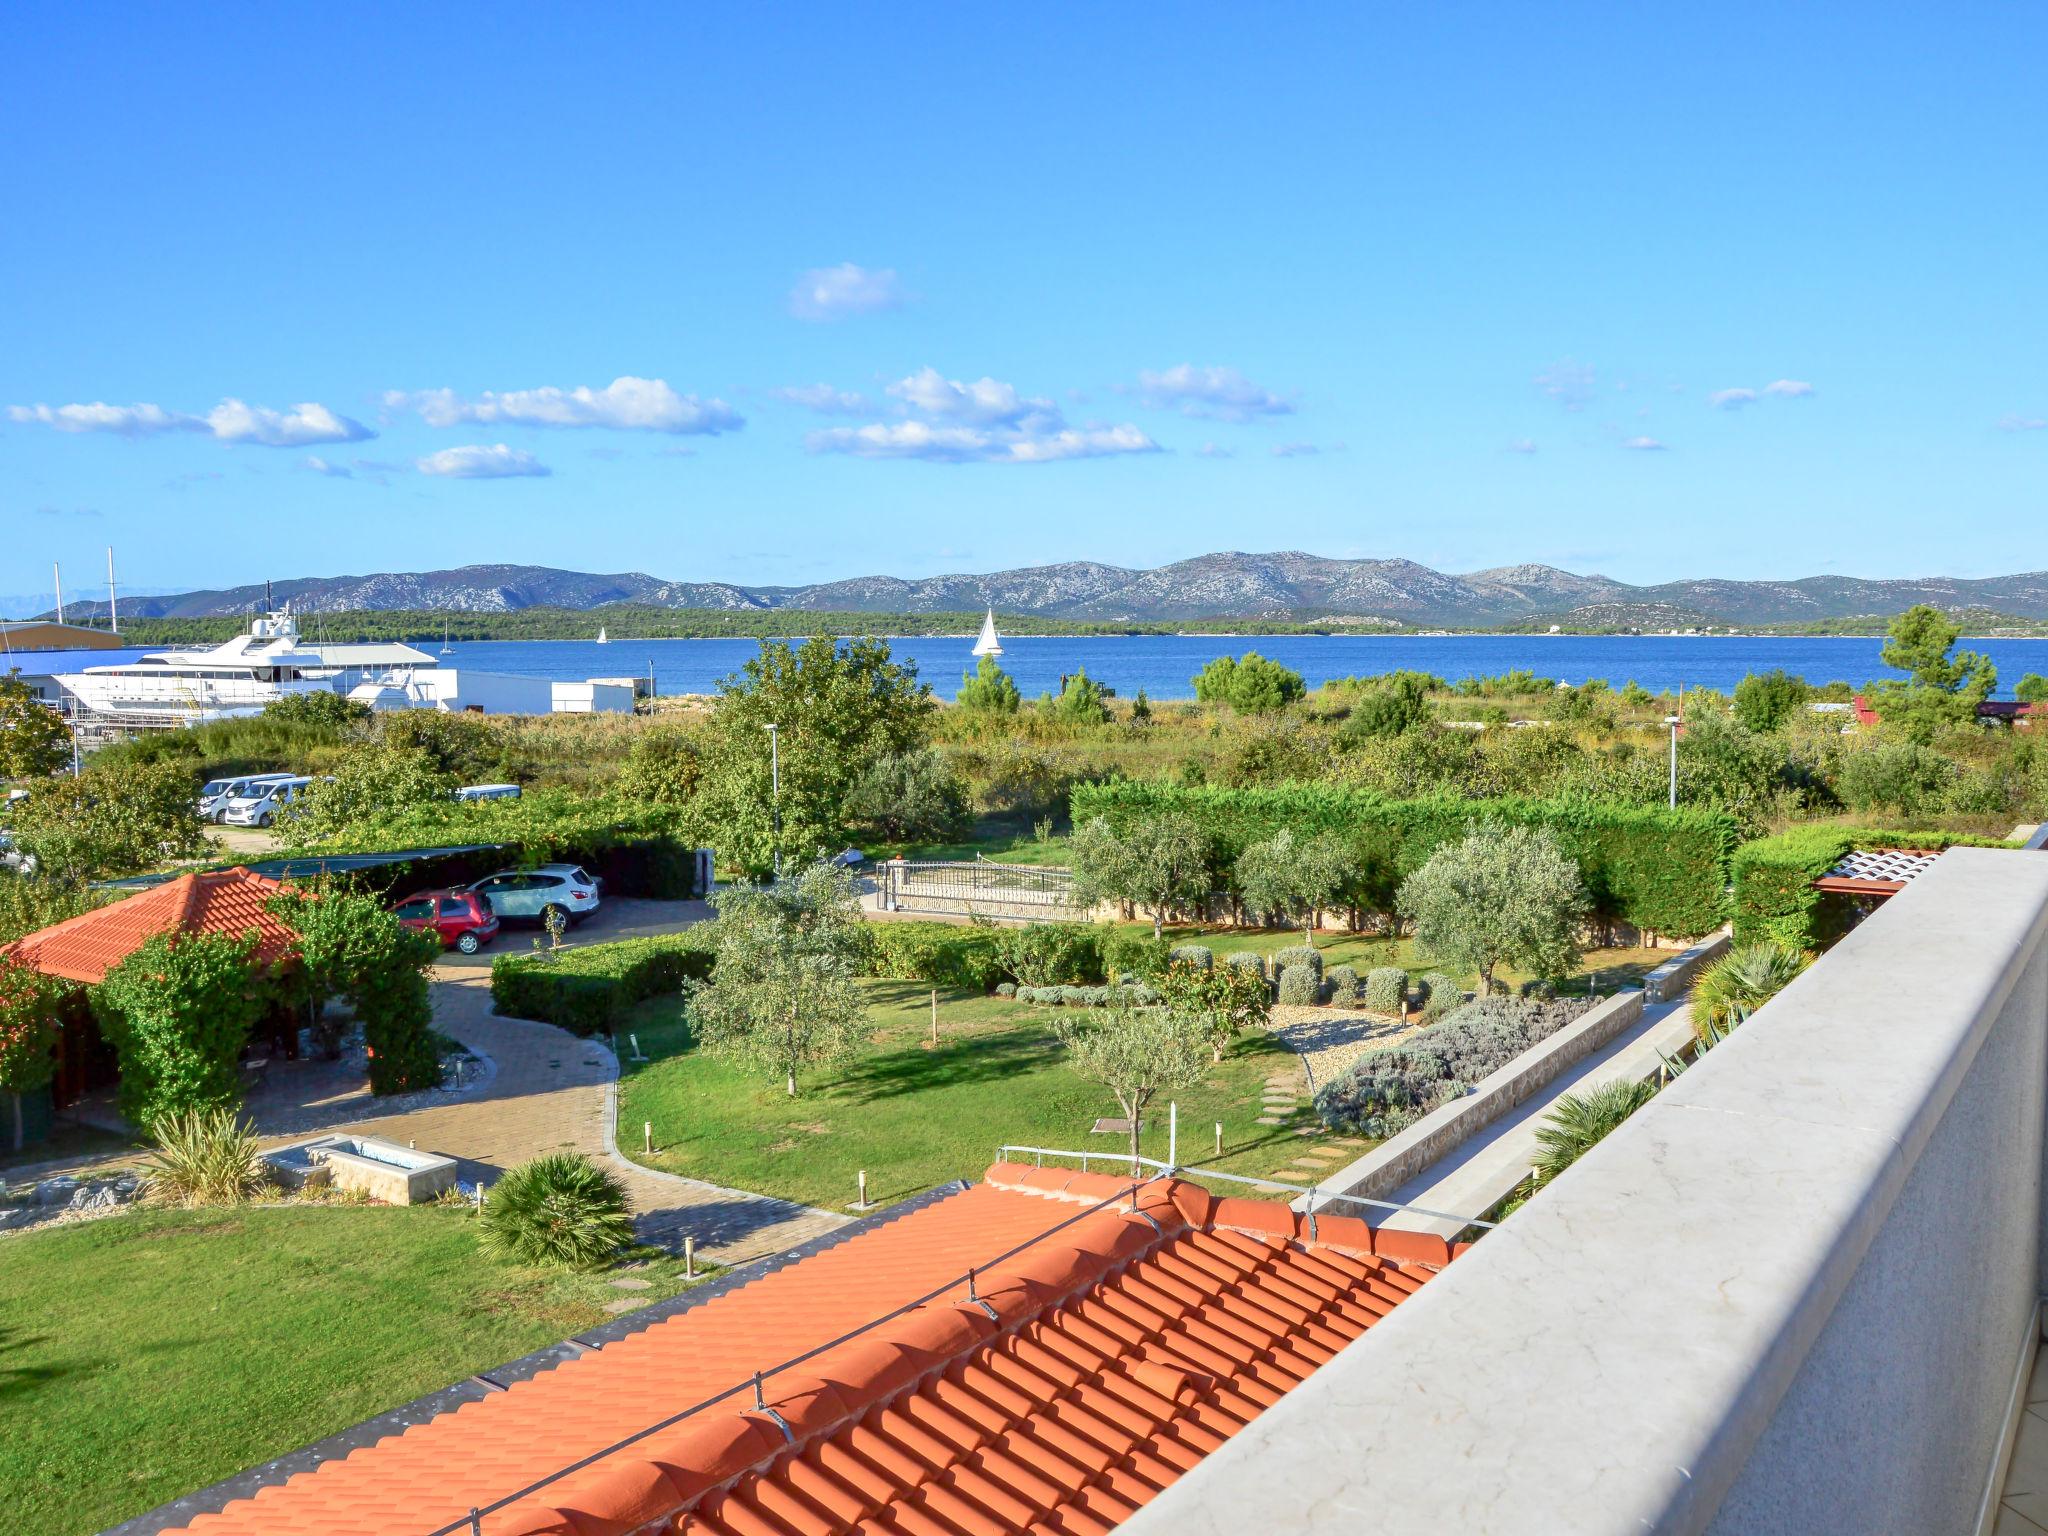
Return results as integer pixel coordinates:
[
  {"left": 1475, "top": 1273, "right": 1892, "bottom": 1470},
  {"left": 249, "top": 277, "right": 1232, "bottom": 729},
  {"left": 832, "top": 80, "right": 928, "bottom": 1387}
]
[
  {"left": 164, "top": 1165, "right": 1457, "bottom": 1536},
  {"left": 0, "top": 868, "right": 295, "bottom": 984}
]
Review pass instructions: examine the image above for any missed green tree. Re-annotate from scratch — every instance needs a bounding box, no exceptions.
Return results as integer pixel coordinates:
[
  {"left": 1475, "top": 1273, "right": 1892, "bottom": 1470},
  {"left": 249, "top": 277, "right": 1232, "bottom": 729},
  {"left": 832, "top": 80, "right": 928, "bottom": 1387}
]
[
  {"left": 1191, "top": 652, "right": 1306, "bottom": 713},
  {"left": 261, "top": 691, "right": 371, "bottom": 728},
  {"left": 1066, "top": 813, "right": 1211, "bottom": 937},
  {"left": 1233, "top": 827, "right": 1359, "bottom": 944},
  {"left": 1129, "top": 688, "right": 1152, "bottom": 723},
  {"left": 93, "top": 931, "right": 266, "bottom": 1125},
  {"left": 10, "top": 760, "right": 205, "bottom": 881},
  {"left": 1732, "top": 669, "right": 1807, "bottom": 733},
  {"left": 290, "top": 744, "right": 456, "bottom": 838},
  {"left": 1836, "top": 741, "right": 1958, "bottom": 817},
  {"left": 690, "top": 861, "right": 869, "bottom": 1095},
  {"left": 1046, "top": 668, "right": 1110, "bottom": 723},
  {"left": 1397, "top": 821, "right": 1589, "bottom": 994},
  {"left": 0, "top": 670, "right": 70, "bottom": 780},
  {"left": 694, "top": 637, "right": 934, "bottom": 874},
  {"left": 956, "top": 655, "right": 1022, "bottom": 715},
  {"left": 1531, "top": 1079, "right": 1657, "bottom": 1185},
  {"left": 1339, "top": 674, "right": 1432, "bottom": 741},
  {"left": 1159, "top": 956, "right": 1270, "bottom": 1062},
  {"left": 844, "top": 748, "right": 971, "bottom": 842},
  {"left": 2016, "top": 674, "right": 2048, "bottom": 706},
  {"left": 269, "top": 885, "right": 442, "bottom": 1091},
  {"left": 0, "top": 959, "right": 66, "bottom": 1150},
  {"left": 1869, "top": 604, "right": 1995, "bottom": 742},
  {"left": 615, "top": 724, "right": 705, "bottom": 807},
  {"left": 1054, "top": 1003, "right": 1208, "bottom": 1167}
]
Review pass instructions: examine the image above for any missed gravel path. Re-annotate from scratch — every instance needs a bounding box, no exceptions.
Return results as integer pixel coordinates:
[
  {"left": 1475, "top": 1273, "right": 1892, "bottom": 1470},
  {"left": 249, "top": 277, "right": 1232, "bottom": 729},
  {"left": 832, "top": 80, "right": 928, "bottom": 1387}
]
[{"left": 1267, "top": 1005, "right": 1424, "bottom": 1090}]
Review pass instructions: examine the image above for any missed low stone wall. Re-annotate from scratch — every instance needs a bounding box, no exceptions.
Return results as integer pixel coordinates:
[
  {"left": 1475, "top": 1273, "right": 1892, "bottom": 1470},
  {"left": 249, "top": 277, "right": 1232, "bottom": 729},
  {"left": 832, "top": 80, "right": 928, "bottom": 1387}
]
[
  {"left": 1306, "top": 987, "right": 1647, "bottom": 1207},
  {"left": 1643, "top": 931, "right": 1731, "bottom": 1003}
]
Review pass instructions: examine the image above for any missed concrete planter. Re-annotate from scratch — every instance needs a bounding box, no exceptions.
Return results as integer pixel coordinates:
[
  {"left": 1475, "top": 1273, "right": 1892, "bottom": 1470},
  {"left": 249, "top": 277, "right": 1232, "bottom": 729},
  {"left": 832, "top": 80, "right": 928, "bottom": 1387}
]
[{"left": 265, "top": 1135, "right": 458, "bottom": 1205}]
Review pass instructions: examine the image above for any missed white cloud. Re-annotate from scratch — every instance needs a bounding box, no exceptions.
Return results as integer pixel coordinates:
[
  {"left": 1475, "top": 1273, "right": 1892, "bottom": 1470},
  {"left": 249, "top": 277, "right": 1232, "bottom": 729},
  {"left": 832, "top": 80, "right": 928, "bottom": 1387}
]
[
  {"left": 1504, "top": 438, "right": 1538, "bottom": 455},
  {"left": 389, "top": 376, "right": 739, "bottom": 435},
  {"left": 1623, "top": 436, "right": 1668, "bottom": 451},
  {"left": 302, "top": 455, "right": 352, "bottom": 478},
  {"left": 788, "top": 263, "right": 903, "bottom": 321},
  {"left": 1762, "top": 379, "right": 1816, "bottom": 399},
  {"left": 771, "top": 383, "right": 873, "bottom": 415},
  {"left": 1997, "top": 413, "right": 2048, "bottom": 433},
  {"left": 886, "top": 367, "right": 1056, "bottom": 428},
  {"left": 1713, "top": 379, "right": 1815, "bottom": 410},
  {"left": 1134, "top": 364, "right": 1294, "bottom": 422},
  {"left": 807, "top": 420, "right": 1157, "bottom": 465},
  {"left": 8, "top": 397, "right": 371, "bottom": 445},
  {"left": 416, "top": 444, "right": 552, "bottom": 479},
  {"left": 1196, "top": 442, "right": 1234, "bottom": 458},
  {"left": 1271, "top": 441, "right": 1321, "bottom": 458},
  {"left": 1534, "top": 359, "right": 1596, "bottom": 411},
  {"left": 1709, "top": 388, "right": 1758, "bottom": 410}
]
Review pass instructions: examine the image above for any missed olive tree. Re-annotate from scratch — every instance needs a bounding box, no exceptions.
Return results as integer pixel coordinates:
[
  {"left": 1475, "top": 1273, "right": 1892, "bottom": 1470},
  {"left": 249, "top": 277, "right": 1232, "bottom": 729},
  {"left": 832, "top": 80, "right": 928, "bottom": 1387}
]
[
  {"left": 1054, "top": 1003, "right": 1208, "bottom": 1168},
  {"left": 1233, "top": 828, "right": 1359, "bottom": 945},
  {"left": 1397, "top": 820, "right": 1589, "bottom": 994},
  {"left": 690, "top": 860, "right": 869, "bottom": 1096},
  {"left": 1066, "top": 812, "right": 1211, "bottom": 937}
]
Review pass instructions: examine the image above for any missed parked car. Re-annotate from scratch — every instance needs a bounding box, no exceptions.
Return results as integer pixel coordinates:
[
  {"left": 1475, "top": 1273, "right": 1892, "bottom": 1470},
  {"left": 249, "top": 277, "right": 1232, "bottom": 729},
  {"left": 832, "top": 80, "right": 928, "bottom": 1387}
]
[
  {"left": 199, "top": 772, "right": 295, "bottom": 823},
  {"left": 465, "top": 864, "right": 603, "bottom": 926},
  {"left": 0, "top": 830, "right": 33, "bottom": 876},
  {"left": 391, "top": 889, "right": 500, "bottom": 954},
  {"left": 220, "top": 776, "right": 316, "bottom": 828},
  {"left": 454, "top": 783, "right": 522, "bottom": 803}
]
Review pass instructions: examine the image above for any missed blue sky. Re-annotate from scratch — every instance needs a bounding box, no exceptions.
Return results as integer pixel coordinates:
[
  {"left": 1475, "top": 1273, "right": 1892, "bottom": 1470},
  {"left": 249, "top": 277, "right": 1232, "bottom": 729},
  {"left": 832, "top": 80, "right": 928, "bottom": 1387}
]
[{"left": 3, "top": 3, "right": 2044, "bottom": 607}]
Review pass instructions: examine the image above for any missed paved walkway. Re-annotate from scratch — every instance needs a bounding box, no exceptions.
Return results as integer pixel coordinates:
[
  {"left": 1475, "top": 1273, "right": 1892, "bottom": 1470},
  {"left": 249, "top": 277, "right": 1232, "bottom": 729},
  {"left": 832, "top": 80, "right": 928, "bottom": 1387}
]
[{"left": 19, "top": 898, "right": 849, "bottom": 1269}]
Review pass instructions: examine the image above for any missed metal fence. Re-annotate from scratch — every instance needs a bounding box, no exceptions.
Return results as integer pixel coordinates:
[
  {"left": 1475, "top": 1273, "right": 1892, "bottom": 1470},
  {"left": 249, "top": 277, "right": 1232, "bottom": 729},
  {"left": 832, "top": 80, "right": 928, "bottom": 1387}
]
[{"left": 881, "top": 857, "right": 1076, "bottom": 913}]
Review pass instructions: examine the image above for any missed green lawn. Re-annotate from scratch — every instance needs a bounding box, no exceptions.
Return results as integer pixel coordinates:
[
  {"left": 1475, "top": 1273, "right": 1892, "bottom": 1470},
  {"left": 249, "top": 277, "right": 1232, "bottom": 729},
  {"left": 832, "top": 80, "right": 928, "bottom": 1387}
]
[
  {"left": 1157, "top": 925, "right": 1668, "bottom": 998},
  {"left": 619, "top": 982, "right": 1338, "bottom": 1212},
  {"left": 0, "top": 1202, "right": 706, "bottom": 1536}
]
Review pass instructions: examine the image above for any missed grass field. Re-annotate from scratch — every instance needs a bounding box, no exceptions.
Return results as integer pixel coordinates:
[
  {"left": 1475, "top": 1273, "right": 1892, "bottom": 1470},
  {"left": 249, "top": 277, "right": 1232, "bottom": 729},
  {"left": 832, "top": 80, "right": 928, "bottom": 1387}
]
[
  {"left": 1155, "top": 926, "right": 1669, "bottom": 998},
  {"left": 618, "top": 982, "right": 1344, "bottom": 1212},
  {"left": 0, "top": 1203, "right": 704, "bottom": 1536}
]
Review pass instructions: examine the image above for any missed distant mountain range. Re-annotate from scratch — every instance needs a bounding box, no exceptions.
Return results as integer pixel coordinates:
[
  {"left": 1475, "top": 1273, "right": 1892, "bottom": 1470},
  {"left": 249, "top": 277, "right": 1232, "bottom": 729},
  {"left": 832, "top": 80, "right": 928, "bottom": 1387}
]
[{"left": 36, "top": 553, "right": 2048, "bottom": 627}]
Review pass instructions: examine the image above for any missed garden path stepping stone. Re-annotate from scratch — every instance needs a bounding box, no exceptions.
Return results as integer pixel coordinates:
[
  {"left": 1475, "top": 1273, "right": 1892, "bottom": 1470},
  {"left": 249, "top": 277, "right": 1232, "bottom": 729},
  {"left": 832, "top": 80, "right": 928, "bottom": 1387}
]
[
  {"left": 610, "top": 1277, "right": 652, "bottom": 1290},
  {"left": 602, "top": 1298, "right": 643, "bottom": 1314},
  {"left": 1256, "top": 1115, "right": 1285, "bottom": 1126}
]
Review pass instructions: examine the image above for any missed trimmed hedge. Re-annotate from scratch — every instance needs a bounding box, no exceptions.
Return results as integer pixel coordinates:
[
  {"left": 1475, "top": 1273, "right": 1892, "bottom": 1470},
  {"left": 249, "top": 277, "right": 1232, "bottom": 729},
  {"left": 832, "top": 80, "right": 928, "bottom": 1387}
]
[
  {"left": 1167, "top": 943, "right": 1214, "bottom": 972},
  {"left": 1224, "top": 951, "right": 1267, "bottom": 982},
  {"left": 1070, "top": 781, "right": 1736, "bottom": 938},
  {"left": 1364, "top": 966, "right": 1408, "bottom": 1014},
  {"left": 1273, "top": 945, "right": 1322, "bottom": 979},
  {"left": 491, "top": 932, "right": 715, "bottom": 1036},
  {"left": 1730, "top": 827, "right": 1849, "bottom": 950},
  {"left": 1417, "top": 972, "right": 1461, "bottom": 1023},
  {"left": 1326, "top": 963, "right": 1362, "bottom": 1005},
  {"left": 861, "top": 921, "right": 1005, "bottom": 992},
  {"left": 1277, "top": 963, "right": 1319, "bottom": 1005}
]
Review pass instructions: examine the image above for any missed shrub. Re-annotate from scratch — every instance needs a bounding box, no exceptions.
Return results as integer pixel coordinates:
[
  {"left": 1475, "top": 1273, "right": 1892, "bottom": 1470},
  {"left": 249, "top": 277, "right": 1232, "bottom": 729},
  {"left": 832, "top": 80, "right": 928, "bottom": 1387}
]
[
  {"left": 491, "top": 932, "right": 716, "bottom": 1035},
  {"left": 1058, "top": 984, "right": 1092, "bottom": 1007},
  {"left": 844, "top": 748, "right": 973, "bottom": 842},
  {"left": 1277, "top": 963, "right": 1320, "bottom": 1006},
  {"left": 1101, "top": 928, "right": 1173, "bottom": 984},
  {"left": 1223, "top": 951, "right": 1266, "bottom": 982},
  {"left": 1364, "top": 966, "right": 1408, "bottom": 1014},
  {"left": 1191, "top": 652, "right": 1307, "bottom": 713},
  {"left": 479, "top": 1152, "right": 635, "bottom": 1270},
  {"left": 144, "top": 1108, "right": 268, "bottom": 1207},
  {"left": 1325, "top": 963, "right": 1362, "bottom": 1005},
  {"left": 861, "top": 921, "right": 1004, "bottom": 991},
  {"left": 1272, "top": 944, "right": 1323, "bottom": 979},
  {"left": 1115, "top": 983, "right": 1163, "bottom": 1006},
  {"left": 994, "top": 981, "right": 1017, "bottom": 998},
  {"left": 1691, "top": 942, "right": 1809, "bottom": 1043},
  {"left": 93, "top": 932, "right": 265, "bottom": 1125},
  {"left": 1730, "top": 827, "right": 1850, "bottom": 949},
  {"left": 992, "top": 923, "right": 1106, "bottom": 987},
  {"left": 1532, "top": 1079, "right": 1658, "bottom": 1185},
  {"left": 1168, "top": 944, "right": 1213, "bottom": 971},
  {"left": 1417, "top": 972, "right": 1461, "bottom": 1023},
  {"left": 1315, "top": 995, "right": 1594, "bottom": 1136}
]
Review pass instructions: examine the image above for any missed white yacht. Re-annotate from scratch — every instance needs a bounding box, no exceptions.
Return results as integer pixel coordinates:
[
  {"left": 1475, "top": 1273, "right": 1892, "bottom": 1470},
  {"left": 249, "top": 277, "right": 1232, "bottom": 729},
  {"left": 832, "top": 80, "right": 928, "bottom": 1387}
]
[{"left": 54, "top": 608, "right": 431, "bottom": 724}]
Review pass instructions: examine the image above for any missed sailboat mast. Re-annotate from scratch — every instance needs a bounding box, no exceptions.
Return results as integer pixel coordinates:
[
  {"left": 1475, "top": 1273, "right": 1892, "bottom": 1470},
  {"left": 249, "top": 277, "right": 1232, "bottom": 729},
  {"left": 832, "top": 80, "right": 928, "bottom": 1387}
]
[
  {"left": 107, "top": 546, "right": 119, "bottom": 634},
  {"left": 52, "top": 563, "right": 64, "bottom": 625}
]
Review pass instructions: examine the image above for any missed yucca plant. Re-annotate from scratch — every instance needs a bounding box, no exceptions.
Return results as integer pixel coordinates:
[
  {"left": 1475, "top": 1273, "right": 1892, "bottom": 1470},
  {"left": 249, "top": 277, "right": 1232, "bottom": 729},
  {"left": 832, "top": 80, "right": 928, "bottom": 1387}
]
[
  {"left": 1531, "top": 1079, "right": 1657, "bottom": 1186},
  {"left": 1690, "top": 942, "right": 1809, "bottom": 1046},
  {"left": 144, "top": 1108, "right": 269, "bottom": 1207},
  {"left": 479, "top": 1152, "right": 634, "bottom": 1269}
]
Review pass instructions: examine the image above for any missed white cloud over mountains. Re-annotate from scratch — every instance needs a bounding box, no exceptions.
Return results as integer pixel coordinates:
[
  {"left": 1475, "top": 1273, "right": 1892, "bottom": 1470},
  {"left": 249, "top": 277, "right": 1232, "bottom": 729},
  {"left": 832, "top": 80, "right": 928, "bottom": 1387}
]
[
  {"left": 789, "top": 263, "right": 904, "bottom": 321},
  {"left": 1135, "top": 364, "right": 1294, "bottom": 422},
  {"left": 7, "top": 397, "right": 373, "bottom": 446},
  {"left": 807, "top": 367, "right": 1159, "bottom": 465},
  {"left": 416, "top": 444, "right": 551, "bottom": 478},
  {"left": 387, "top": 376, "right": 740, "bottom": 435}
]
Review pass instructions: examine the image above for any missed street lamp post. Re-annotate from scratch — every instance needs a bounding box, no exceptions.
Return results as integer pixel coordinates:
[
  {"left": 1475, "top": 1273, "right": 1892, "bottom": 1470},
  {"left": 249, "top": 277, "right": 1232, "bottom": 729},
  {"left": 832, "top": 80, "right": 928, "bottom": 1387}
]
[
  {"left": 1665, "top": 713, "right": 1682, "bottom": 808},
  {"left": 764, "top": 723, "right": 781, "bottom": 878}
]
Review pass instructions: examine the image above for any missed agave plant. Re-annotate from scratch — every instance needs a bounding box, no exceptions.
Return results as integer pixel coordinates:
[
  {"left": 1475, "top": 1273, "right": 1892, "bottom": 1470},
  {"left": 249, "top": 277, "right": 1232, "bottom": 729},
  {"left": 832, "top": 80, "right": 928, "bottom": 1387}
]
[
  {"left": 1531, "top": 1079, "right": 1658, "bottom": 1186},
  {"left": 479, "top": 1152, "right": 634, "bottom": 1269},
  {"left": 145, "top": 1108, "right": 269, "bottom": 1207},
  {"left": 1690, "top": 942, "right": 1809, "bottom": 1045}
]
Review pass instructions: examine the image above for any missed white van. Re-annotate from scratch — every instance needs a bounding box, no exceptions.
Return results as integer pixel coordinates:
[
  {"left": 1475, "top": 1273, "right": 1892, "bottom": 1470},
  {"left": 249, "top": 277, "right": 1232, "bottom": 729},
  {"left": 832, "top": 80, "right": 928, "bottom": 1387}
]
[
  {"left": 199, "top": 773, "right": 296, "bottom": 823},
  {"left": 221, "top": 776, "right": 315, "bottom": 828}
]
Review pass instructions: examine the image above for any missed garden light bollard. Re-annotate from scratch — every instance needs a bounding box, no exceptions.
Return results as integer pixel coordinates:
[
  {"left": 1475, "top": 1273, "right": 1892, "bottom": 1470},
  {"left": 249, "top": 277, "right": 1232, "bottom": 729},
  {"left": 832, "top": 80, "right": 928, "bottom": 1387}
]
[
  {"left": 644, "top": 1121, "right": 652, "bottom": 1155},
  {"left": 1215, "top": 1121, "right": 1222, "bottom": 1157},
  {"left": 858, "top": 1170, "right": 868, "bottom": 1210},
  {"left": 930, "top": 989, "right": 938, "bottom": 1045},
  {"left": 684, "top": 1235, "right": 695, "bottom": 1279},
  {"left": 1167, "top": 1102, "right": 1178, "bottom": 1172}
]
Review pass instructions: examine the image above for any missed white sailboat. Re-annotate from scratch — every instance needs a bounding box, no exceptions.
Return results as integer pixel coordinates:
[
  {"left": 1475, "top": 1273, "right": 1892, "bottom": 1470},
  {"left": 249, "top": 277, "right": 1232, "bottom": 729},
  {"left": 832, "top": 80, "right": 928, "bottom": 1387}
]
[
  {"left": 595, "top": 625, "right": 610, "bottom": 645},
  {"left": 970, "top": 608, "right": 1003, "bottom": 658},
  {"left": 439, "top": 619, "right": 453, "bottom": 655}
]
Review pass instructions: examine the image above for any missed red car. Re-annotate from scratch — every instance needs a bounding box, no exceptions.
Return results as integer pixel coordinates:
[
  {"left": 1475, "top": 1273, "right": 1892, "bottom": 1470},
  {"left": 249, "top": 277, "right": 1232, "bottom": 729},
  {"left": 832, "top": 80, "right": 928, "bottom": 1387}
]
[{"left": 392, "top": 889, "right": 501, "bottom": 954}]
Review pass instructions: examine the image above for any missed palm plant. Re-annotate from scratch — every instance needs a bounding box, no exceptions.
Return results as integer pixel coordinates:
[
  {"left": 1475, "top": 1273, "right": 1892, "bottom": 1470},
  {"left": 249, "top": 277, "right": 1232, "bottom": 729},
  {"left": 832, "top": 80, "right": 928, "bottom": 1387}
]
[
  {"left": 145, "top": 1108, "right": 269, "bottom": 1207},
  {"left": 479, "top": 1152, "right": 634, "bottom": 1269},
  {"left": 1690, "top": 942, "right": 1809, "bottom": 1045},
  {"left": 1531, "top": 1079, "right": 1657, "bottom": 1185}
]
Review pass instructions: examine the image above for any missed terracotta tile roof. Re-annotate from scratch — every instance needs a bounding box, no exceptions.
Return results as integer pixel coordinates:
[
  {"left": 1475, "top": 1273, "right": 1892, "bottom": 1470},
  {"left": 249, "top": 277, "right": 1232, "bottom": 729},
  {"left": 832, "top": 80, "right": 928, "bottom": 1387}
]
[
  {"left": 1815, "top": 847, "right": 1942, "bottom": 895},
  {"left": 165, "top": 1165, "right": 1459, "bottom": 1536},
  {"left": 0, "top": 868, "right": 294, "bottom": 984}
]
